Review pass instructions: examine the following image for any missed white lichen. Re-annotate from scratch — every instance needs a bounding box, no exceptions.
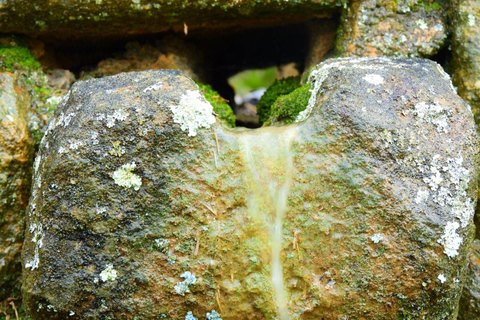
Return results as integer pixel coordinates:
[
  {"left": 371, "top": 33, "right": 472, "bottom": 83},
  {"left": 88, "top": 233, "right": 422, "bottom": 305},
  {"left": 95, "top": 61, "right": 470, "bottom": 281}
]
[
  {"left": 414, "top": 189, "right": 430, "bottom": 204},
  {"left": 143, "top": 82, "right": 163, "bottom": 92},
  {"left": 412, "top": 101, "right": 451, "bottom": 133},
  {"left": 363, "top": 74, "right": 384, "bottom": 85},
  {"left": 167, "top": 90, "right": 216, "bottom": 137},
  {"left": 174, "top": 271, "right": 197, "bottom": 295},
  {"left": 468, "top": 14, "right": 476, "bottom": 27},
  {"left": 438, "top": 274, "right": 446, "bottom": 284},
  {"left": 25, "top": 223, "right": 44, "bottom": 270},
  {"left": 106, "top": 109, "right": 129, "bottom": 128},
  {"left": 100, "top": 264, "right": 118, "bottom": 282},
  {"left": 370, "top": 234, "right": 384, "bottom": 244},
  {"left": 112, "top": 162, "right": 142, "bottom": 191},
  {"left": 185, "top": 311, "right": 198, "bottom": 320},
  {"left": 206, "top": 310, "right": 223, "bottom": 320},
  {"left": 438, "top": 221, "right": 463, "bottom": 258}
]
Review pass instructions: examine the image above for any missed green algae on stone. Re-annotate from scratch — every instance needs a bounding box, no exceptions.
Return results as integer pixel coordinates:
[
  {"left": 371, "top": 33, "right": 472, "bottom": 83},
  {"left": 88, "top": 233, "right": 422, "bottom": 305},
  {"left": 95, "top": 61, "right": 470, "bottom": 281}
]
[
  {"left": 257, "top": 76, "right": 301, "bottom": 124},
  {"left": 197, "top": 82, "right": 235, "bottom": 127},
  {"left": 0, "top": 46, "right": 41, "bottom": 72},
  {"left": 21, "top": 59, "right": 478, "bottom": 319},
  {"left": 266, "top": 83, "right": 312, "bottom": 125}
]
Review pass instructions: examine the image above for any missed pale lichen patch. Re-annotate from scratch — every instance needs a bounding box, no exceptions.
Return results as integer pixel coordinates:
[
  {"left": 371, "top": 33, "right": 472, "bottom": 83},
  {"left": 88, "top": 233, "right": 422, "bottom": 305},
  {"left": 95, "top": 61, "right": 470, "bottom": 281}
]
[
  {"left": 185, "top": 311, "right": 198, "bottom": 320},
  {"left": 438, "top": 221, "right": 462, "bottom": 258},
  {"left": 412, "top": 101, "right": 451, "bottom": 133},
  {"left": 106, "top": 109, "right": 129, "bottom": 128},
  {"left": 143, "top": 82, "right": 163, "bottom": 92},
  {"left": 174, "top": 271, "right": 197, "bottom": 296},
  {"left": 166, "top": 90, "right": 216, "bottom": 137},
  {"left": 100, "top": 264, "right": 118, "bottom": 282},
  {"left": 370, "top": 234, "right": 384, "bottom": 243},
  {"left": 112, "top": 162, "right": 142, "bottom": 191},
  {"left": 414, "top": 189, "right": 429, "bottom": 204},
  {"left": 363, "top": 74, "right": 384, "bottom": 85},
  {"left": 438, "top": 274, "right": 447, "bottom": 284}
]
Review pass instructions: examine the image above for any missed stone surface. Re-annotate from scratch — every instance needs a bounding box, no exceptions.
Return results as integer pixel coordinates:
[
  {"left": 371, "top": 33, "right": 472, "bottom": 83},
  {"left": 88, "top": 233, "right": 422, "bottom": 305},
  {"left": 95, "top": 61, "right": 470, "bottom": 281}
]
[
  {"left": 0, "top": 0, "right": 339, "bottom": 41},
  {"left": 335, "top": 0, "right": 448, "bottom": 57},
  {"left": 451, "top": 0, "right": 480, "bottom": 124},
  {"left": 22, "top": 58, "right": 478, "bottom": 319},
  {"left": 0, "top": 72, "right": 33, "bottom": 300},
  {"left": 458, "top": 239, "right": 480, "bottom": 320},
  {"left": 82, "top": 39, "right": 201, "bottom": 81}
]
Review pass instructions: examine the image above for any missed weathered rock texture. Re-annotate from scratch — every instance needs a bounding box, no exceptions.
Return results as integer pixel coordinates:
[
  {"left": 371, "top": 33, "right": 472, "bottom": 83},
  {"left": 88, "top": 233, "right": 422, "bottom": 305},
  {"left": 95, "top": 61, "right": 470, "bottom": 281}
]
[
  {"left": 451, "top": 0, "right": 480, "bottom": 124},
  {"left": 0, "top": 72, "right": 33, "bottom": 300},
  {"left": 22, "top": 58, "right": 478, "bottom": 319},
  {"left": 335, "top": 0, "right": 448, "bottom": 57},
  {"left": 83, "top": 39, "right": 202, "bottom": 81},
  {"left": 0, "top": 0, "right": 340, "bottom": 41},
  {"left": 458, "top": 239, "right": 480, "bottom": 320}
]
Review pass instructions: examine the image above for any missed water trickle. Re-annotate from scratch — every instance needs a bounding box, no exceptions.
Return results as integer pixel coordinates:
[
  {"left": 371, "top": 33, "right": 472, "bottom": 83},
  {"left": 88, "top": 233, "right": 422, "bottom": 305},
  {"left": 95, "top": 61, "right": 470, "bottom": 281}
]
[{"left": 237, "top": 125, "right": 297, "bottom": 320}]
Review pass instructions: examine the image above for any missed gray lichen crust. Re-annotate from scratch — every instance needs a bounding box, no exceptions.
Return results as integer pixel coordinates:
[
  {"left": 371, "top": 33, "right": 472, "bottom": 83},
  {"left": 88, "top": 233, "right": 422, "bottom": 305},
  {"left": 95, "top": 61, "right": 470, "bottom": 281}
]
[{"left": 22, "top": 60, "right": 478, "bottom": 319}]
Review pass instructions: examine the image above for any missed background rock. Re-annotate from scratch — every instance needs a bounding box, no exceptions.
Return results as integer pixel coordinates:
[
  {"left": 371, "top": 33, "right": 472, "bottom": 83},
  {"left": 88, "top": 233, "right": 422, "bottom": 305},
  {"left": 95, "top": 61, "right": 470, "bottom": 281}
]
[
  {"left": 451, "top": 0, "right": 480, "bottom": 124},
  {"left": 22, "top": 58, "right": 478, "bottom": 319},
  {"left": 0, "top": 72, "right": 33, "bottom": 301},
  {"left": 335, "top": 0, "right": 448, "bottom": 57}
]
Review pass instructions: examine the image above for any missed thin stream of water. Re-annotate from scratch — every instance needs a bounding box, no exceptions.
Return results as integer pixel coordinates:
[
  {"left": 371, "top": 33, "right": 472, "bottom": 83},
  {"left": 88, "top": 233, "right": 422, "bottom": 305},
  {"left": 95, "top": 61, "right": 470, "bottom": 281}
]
[{"left": 238, "top": 126, "right": 296, "bottom": 320}]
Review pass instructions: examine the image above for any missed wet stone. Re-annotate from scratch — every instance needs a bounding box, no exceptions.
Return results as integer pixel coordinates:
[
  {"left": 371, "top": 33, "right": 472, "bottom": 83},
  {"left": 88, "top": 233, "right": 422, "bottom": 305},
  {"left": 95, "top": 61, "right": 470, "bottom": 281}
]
[{"left": 22, "top": 58, "right": 478, "bottom": 319}]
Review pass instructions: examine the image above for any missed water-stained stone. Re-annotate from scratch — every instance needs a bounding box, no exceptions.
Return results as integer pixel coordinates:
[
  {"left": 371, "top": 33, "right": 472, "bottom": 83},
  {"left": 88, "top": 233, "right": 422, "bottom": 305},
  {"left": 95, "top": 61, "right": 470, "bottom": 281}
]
[
  {"left": 0, "top": 72, "right": 33, "bottom": 300},
  {"left": 458, "top": 239, "right": 480, "bottom": 320},
  {"left": 0, "top": 0, "right": 340, "bottom": 41},
  {"left": 335, "top": 0, "right": 448, "bottom": 57},
  {"left": 22, "top": 58, "right": 478, "bottom": 319},
  {"left": 451, "top": 0, "right": 480, "bottom": 125}
]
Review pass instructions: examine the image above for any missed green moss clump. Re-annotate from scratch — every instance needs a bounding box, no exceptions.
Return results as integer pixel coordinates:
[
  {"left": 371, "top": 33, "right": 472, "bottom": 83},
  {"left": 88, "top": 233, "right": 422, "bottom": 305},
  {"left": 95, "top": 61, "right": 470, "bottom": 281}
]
[
  {"left": 256, "top": 76, "right": 301, "bottom": 124},
  {"left": 197, "top": 82, "right": 235, "bottom": 127},
  {"left": 266, "top": 83, "right": 312, "bottom": 125},
  {"left": 0, "top": 46, "right": 41, "bottom": 72}
]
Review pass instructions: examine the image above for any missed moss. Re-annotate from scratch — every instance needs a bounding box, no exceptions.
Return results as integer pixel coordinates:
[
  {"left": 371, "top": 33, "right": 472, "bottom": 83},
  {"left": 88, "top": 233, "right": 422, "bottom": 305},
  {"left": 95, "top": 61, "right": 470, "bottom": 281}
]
[
  {"left": 196, "top": 82, "right": 235, "bottom": 127},
  {"left": 0, "top": 46, "right": 41, "bottom": 72},
  {"left": 416, "top": 0, "right": 442, "bottom": 12},
  {"left": 266, "top": 83, "right": 312, "bottom": 125},
  {"left": 256, "top": 76, "right": 301, "bottom": 124}
]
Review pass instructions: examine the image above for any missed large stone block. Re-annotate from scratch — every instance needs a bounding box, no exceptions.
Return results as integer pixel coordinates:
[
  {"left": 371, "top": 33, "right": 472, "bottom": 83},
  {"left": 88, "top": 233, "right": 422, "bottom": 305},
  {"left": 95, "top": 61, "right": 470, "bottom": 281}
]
[
  {"left": 22, "top": 58, "right": 478, "bottom": 319},
  {"left": 0, "top": 72, "right": 33, "bottom": 300},
  {"left": 0, "top": 0, "right": 339, "bottom": 41}
]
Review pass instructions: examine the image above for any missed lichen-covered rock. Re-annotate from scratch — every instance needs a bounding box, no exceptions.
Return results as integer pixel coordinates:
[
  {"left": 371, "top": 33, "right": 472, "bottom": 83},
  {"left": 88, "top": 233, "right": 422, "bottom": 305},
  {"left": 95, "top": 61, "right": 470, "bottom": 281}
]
[
  {"left": 451, "top": 0, "right": 480, "bottom": 124},
  {"left": 22, "top": 58, "right": 478, "bottom": 319},
  {"left": 336, "top": 0, "right": 448, "bottom": 57},
  {"left": 458, "top": 239, "right": 480, "bottom": 320},
  {"left": 0, "top": 0, "right": 341, "bottom": 41},
  {"left": 0, "top": 72, "right": 33, "bottom": 300}
]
